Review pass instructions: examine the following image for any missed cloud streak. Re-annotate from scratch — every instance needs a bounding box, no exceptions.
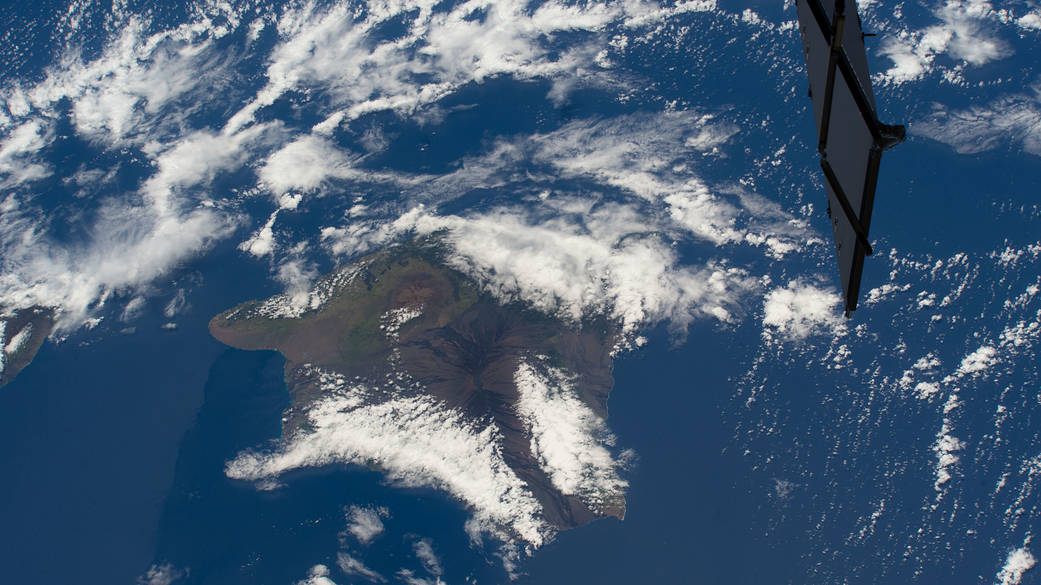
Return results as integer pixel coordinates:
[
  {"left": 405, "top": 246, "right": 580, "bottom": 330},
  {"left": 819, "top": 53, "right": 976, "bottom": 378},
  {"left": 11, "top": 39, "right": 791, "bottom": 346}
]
[
  {"left": 515, "top": 359, "right": 629, "bottom": 513},
  {"left": 916, "top": 90, "right": 1041, "bottom": 156},
  {"left": 225, "top": 370, "right": 552, "bottom": 550}
]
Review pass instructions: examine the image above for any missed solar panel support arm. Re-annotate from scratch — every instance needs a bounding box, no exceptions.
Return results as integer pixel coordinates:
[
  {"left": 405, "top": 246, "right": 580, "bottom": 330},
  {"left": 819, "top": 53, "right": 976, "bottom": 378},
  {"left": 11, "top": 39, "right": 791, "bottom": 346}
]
[
  {"left": 817, "top": 0, "right": 846, "bottom": 152},
  {"left": 820, "top": 156, "right": 873, "bottom": 256}
]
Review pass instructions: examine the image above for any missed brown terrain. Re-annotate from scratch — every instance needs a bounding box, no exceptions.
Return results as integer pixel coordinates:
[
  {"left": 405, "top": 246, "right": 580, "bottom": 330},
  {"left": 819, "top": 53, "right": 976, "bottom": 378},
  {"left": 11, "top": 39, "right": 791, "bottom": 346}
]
[
  {"left": 209, "top": 240, "right": 623, "bottom": 529},
  {"left": 0, "top": 307, "right": 55, "bottom": 387}
]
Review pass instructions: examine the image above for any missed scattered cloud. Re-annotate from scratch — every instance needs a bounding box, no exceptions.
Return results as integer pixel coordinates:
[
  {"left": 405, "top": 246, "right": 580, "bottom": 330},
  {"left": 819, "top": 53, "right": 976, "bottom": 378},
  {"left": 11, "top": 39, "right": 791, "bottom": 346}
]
[
  {"left": 411, "top": 538, "right": 443, "bottom": 578},
  {"left": 224, "top": 0, "right": 632, "bottom": 133},
  {"left": 395, "top": 568, "right": 438, "bottom": 585},
  {"left": 933, "top": 418, "right": 965, "bottom": 491},
  {"left": 163, "top": 289, "right": 189, "bottom": 319},
  {"left": 24, "top": 17, "right": 234, "bottom": 146},
  {"left": 0, "top": 195, "right": 236, "bottom": 331},
  {"left": 1019, "top": 12, "right": 1041, "bottom": 31},
  {"left": 0, "top": 17, "right": 275, "bottom": 331},
  {"left": 297, "top": 564, "right": 339, "bottom": 585},
  {"left": 336, "top": 552, "right": 386, "bottom": 583},
  {"left": 996, "top": 545, "right": 1037, "bottom": 585},
  {"left": 0, "top": 0, "right": 810, "bottom": 343},
  {"left": 121, "top": 296, "right": 147, "bottom": 322},
  {"left": 141, "top": 124, "right": 278, "bottom": 217},
  {"left": 956, "top": 344, "right": 997, "bottom": 376},
  {"left": 240, "top": 211, "right": 281, "bottom": 258},
  {"left": 761, "top": 281, "right": 845, "bottom": 341},
  {"left": 878, "top": 0, "right": 1013, "bottom": 84},
  {"left": 344, "top": 505, "right": 388, "bottom": 545},
  {"left": 0, "top": 120, "right": 52, "bottom": 187},
  {"left": 524, "top": 112, "right": 808, "bottom": 256},
  {"left": 736, "top": 241, "right": 1041, "bottom": 580},
  {"left": 136, "top": 563, "right": 186, "bottom": 585}
]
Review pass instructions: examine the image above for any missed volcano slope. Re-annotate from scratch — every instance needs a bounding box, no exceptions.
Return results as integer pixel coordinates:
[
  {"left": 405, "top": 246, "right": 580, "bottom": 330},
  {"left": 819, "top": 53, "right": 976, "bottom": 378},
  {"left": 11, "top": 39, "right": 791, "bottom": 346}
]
[{"left": 210, "top": 238, "right": 627, "bottom": 541}]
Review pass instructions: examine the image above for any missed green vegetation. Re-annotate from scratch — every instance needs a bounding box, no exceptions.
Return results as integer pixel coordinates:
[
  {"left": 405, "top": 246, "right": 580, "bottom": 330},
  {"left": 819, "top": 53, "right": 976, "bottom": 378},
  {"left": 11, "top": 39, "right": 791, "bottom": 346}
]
[{"left": 210, "top": 240, "right": 487, "bottom": 375}]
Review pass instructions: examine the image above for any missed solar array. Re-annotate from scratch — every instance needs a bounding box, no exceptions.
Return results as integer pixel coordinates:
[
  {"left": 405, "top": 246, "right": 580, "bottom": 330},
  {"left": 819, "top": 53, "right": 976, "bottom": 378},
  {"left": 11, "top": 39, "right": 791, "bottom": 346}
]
[{"left": 796, "top": 0, "right": 905, "bottom": 316}]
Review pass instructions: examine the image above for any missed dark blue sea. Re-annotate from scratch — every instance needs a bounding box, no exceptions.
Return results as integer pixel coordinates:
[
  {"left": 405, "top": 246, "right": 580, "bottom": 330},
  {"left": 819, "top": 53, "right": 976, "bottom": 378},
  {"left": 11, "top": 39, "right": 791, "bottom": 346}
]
[{"left": 2, "top": 1, "right": 1040, "bottom": 584}]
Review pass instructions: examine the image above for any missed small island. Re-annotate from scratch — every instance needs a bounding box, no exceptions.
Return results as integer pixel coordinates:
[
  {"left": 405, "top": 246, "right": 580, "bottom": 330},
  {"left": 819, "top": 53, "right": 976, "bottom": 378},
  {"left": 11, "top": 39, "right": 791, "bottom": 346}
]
[
  {"left": 0, "top": 308, "right": 55, "bottom": 388},
  {"left": 210, "top": 238, "right": 629, "bottom": 545}
]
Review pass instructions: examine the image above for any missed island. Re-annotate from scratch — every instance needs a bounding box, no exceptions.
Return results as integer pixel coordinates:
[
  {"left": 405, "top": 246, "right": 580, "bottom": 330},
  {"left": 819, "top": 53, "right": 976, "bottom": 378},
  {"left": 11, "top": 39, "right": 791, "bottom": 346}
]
[
  {"left": 0, "top": 308, "right": 55, "bottom": 387},
  {"left": 210, "top": 238, "right": 629, "bottom": 546}
]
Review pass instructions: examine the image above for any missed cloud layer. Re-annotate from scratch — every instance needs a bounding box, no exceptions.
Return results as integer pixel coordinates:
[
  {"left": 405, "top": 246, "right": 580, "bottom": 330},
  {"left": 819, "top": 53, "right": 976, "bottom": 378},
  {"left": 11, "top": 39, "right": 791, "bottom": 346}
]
[{"left": 0, "top": 0, "right": 814, "bottom": 340}]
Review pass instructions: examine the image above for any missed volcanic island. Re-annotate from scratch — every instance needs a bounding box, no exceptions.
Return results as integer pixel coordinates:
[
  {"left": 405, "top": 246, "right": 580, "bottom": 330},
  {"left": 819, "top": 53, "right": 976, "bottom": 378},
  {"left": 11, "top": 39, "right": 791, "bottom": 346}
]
[
  {"left": 0, "top": 308, "right": 55, "bottom": 387},
  {"left": 209, "top": 238, "right": 629, "bottom": 543}
]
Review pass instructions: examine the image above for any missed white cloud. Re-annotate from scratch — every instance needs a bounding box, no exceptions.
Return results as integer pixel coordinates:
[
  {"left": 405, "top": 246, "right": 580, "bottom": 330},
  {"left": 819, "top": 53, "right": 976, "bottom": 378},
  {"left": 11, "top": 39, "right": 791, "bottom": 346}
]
[
  {"left": 915, "top": 93, "right": 1041, "bottom": 157},
  {"left": 0, "top": 321, "right": 6, "bottom": 376},
  {"left": 225, "top": 373, "right": 552, "bottom": 550},
  {"left": 24, "top": 16, "right": 237, "bottom": 145},
  {"left": 395, "top": 569, "right": 438, "bottom": 585},
  {"left": 956, "top": 345, "right": 997, "bottom": 376},
  {"left": 411, "top": 538, "right": 443, "bottom": 577},
  {"left": 735, "top": 241, "right": 1041, "bottom": 577},
  {"left": 0, "top": 56, "right": 273, "bottom": 331},
  {"left": 0, "top": 198, "right": 236, "bottom": 331},
  {"left": 386, "top": 205, "right": 758, "bottom": 341},
  {"left": 996, "top": 546, "right": 1037, "bottom": 585},
  {"left": 241, "top": 259, "right": 370, "bottom": 321},
  {"left": 520, "top": 113, "right": 806, "bottom": 256},
  {"left": 136, "top": 563, "right": 186, "bottom": 585},
  {"left": 163, "top": 289, "right": 188, "bottom": 319},
  {"left": 120, "top": 296, "right": 147, "bottom": 322},
  {"left": 3, "top": 322, "right": 32, "bottom": 356},
  {"left": 514, "top": 360, "right": 628, "bottom": 513},
  {"left": 344, "top": 505, "right": 387, "bottom": 545},
  {"left": 297, "top": 564, "right": 339, "bottom": 585},
  {"left": 761, "top": 281, "right": 846, "bottom": 341},
  {"left": 933, "top": 421, "right": 966, "bottom": 490},
  {"left": 0, "top": 120, "right": 52, "bottom": 187},
  {"left": 224, "top": 0, "right": 630, "bottom": 134},
  {"left": 142, "top": 123, "right": 278, "bottom": 217},
  {"left": 336, "top": 552, "right": 386, "bottom": 583},
  {"left": 259, "top": 134, "right": 359, "bottom": 196},
  {"left": 1019, "top": 12, "right": 1041, "bottom": 31},
  {"left": 0, "top": 0, "right": 805, "bottom": 341},
  {"left": 914, "top": 381, "right": 941, "bottom": 400},
  {"left": 240, "top": 210, "right": 280, "bottom": 258},
  {"left": 878, "top": 0, "right": 1013, "bottom": 84}
]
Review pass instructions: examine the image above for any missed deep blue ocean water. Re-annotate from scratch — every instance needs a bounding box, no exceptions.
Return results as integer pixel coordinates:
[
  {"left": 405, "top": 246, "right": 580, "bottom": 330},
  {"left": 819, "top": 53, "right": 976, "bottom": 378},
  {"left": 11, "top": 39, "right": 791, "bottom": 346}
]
[{"left": 2, "top": 1, "right": 1040, "bottom": 584}]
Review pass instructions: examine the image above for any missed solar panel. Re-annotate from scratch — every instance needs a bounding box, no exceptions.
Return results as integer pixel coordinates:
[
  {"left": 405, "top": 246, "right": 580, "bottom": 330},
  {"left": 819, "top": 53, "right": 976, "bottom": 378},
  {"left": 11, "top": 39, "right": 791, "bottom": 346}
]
[{"left": 795, "top": 0, "right": 905, "bottom": 316}]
